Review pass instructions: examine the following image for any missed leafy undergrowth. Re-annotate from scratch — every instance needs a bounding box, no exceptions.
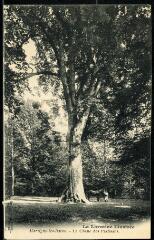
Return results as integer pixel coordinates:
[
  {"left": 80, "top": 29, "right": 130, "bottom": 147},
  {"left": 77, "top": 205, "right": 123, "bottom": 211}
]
[{"left": 5, "top": 198, "right": 150, "bottom": 225}]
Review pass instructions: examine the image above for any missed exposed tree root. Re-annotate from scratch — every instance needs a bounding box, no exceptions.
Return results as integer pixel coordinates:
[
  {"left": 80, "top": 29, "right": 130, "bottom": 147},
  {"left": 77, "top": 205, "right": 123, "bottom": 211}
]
[{"left": 58, "top": 188, "right": 90, "bottom": 204}]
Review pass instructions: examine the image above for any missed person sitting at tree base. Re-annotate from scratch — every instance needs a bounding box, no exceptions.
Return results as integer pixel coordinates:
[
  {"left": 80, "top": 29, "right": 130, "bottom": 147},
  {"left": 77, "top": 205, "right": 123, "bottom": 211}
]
[{"left": 104, "top": 190, "right": 109, "bottom": 202}]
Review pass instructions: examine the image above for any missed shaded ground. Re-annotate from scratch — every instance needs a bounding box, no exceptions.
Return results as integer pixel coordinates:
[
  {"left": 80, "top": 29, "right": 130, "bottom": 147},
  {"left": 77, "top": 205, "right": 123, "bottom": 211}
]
[{"left": 4, "top": 196, "right": 150, "bottom": 226}]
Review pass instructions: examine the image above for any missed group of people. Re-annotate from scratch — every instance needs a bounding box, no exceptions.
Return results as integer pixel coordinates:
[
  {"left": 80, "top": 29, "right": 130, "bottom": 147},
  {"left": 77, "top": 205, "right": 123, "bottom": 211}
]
[{"left": 87, "top": 188, "right": 109, "bottom": 202}]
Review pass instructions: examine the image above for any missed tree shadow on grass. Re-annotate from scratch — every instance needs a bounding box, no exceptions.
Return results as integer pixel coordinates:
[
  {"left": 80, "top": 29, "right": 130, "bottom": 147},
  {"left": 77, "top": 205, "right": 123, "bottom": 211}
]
[{"left": 5, "top": 201, "right": 150, "bottom": 225}]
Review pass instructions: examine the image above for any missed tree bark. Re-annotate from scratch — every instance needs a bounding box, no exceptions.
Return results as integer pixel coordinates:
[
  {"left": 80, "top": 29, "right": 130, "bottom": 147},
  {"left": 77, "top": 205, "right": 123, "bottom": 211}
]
[
  {"left": 56, "top": 41, "right": 95, "bottom": 204},
  {"left": 58, "top": 111, "right": 90, "bottom": 203}
]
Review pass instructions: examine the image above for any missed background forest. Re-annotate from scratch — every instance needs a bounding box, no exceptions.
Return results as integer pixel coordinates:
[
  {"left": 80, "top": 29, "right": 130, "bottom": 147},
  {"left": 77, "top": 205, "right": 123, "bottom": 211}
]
[{"left": 4, "top": 5, "right": 151, "bottom": 200}]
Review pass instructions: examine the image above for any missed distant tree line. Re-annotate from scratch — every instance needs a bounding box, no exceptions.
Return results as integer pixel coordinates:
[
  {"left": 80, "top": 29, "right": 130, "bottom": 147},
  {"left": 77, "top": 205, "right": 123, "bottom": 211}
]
[{"left": 5, "top": 100, "right": 150, "bottom": 200}]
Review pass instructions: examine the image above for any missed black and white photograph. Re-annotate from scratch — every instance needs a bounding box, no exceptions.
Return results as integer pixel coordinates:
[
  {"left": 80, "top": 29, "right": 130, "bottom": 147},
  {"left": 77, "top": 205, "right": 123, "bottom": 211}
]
[{"left": 3, "top": 4, "right": 151, "bottom": 239}]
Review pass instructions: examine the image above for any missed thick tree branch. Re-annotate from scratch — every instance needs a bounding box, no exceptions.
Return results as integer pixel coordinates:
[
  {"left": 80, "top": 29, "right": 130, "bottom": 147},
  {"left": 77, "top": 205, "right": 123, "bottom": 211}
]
[
  {"left": 77, "top": 64, "right": 103, "bottom": 101},
  {"left": 74, "top": 105, "right": 91, "bottom": 142},
  {"left": 14, "top": 71, "right": 59, "bottom": 83},
  {"left": 67, "top": 56, "right": 76, "bottom": 107},
  {"left": 25, "top": 71, "right": 58, "bottom": 78},
  {"left": 58, "top": 43, "right": 74, "bottom": 113},
  {"left": 73, "top": 79, "right": 101, "bottom": 142},
  {"left": 76, "top": 79, "right": 102, "bottom": 124},
  {"left": 52, "top": 9, "right": 77, "bottom": 108}
]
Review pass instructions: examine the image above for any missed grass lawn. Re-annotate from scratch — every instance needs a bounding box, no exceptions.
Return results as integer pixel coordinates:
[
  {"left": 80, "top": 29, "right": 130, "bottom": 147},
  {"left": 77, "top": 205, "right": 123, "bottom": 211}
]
[{"left": 5, "top": 197, "right": 150, "bottom": 226}]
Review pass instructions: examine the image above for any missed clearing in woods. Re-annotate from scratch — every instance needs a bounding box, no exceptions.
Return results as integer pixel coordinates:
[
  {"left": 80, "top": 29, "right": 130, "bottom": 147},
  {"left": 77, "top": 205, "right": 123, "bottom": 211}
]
[{"left": 4, "top": 196, "right": 150, "bottom": 226}]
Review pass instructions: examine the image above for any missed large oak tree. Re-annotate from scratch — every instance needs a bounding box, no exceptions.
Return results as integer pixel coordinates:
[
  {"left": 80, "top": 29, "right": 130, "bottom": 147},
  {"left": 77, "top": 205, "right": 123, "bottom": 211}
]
[{"left": 4, "top": 5, "right": 151, "bottom": 203}]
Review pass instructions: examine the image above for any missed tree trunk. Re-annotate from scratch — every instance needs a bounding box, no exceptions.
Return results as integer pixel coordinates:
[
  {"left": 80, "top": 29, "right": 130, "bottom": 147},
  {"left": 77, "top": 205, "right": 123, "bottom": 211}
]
[
  {"left": 11, "top": 163, "right": 14, "bottom": 196},
  {"left": 11, "top": 118, "right": 14, "bottom": 197},
  {"left": 31, "top": 182, "right": 34, "bottom": 195},
  {"left": 59, "top": 112, "right": 90, "bottom": 203},
  {"left": 67, "top": 144, "right": 88, "bottom": 203},
  {"left": 59, "top": 144, "right": 89, "bottom": 203}
]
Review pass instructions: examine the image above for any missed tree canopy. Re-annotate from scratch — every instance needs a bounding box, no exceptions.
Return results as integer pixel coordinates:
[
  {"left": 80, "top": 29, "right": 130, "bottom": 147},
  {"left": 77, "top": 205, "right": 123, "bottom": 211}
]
[{"left": 4, "top": 5, "right": 151, "bottom": 201}]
